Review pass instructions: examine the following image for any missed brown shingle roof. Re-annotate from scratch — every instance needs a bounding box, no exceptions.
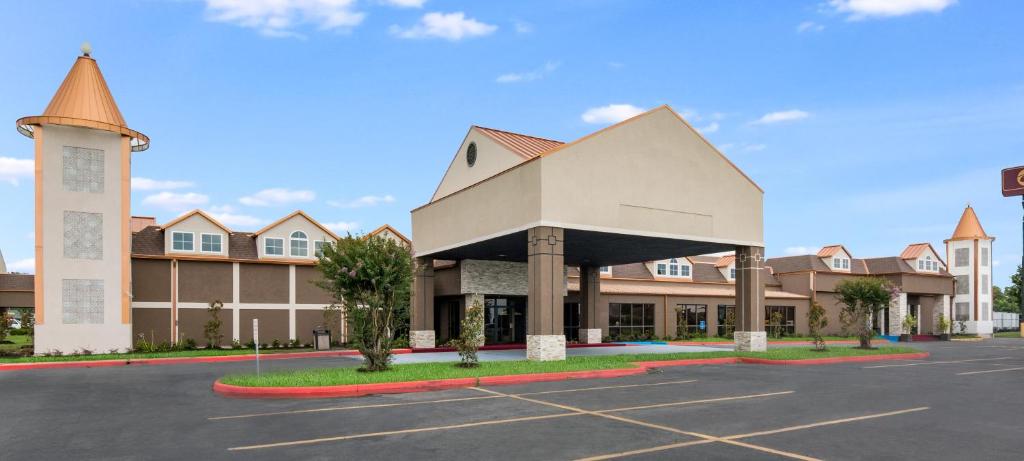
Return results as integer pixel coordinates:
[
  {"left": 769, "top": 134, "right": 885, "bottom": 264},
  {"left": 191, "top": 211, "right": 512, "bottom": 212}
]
[
  {"left": 0, "top": 273, "right": 33, "bottom": 291},
  {"left": 228, "top": 233, "right": 259, "bottom": 260},
  {"left": 692, "top": 262, "right": 726, "bottom": 283},
  {"left": 610, "top": 263, "right": 654, "bottom": 280},
  {"left": 474, "top": 126, "right": 564, "bottom": 159},
  {"left": 131, "top": 226, "right": 164, "bottom": 256},
  {"left": 765, "top": 255, "right": 831, "bottom": 274}
]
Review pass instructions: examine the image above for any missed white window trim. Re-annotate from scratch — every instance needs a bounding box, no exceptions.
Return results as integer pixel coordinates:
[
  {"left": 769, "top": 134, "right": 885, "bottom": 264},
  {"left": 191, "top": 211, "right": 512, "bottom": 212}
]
[
  {"left": 656, "top": 259, "right": 691, "bottom": 279},
  {"left": 289, "top": 230, "right": 310, "bottom": 258},
  {"left": 729, "top": 267, "right": 736, "bottom": 279},
  {"left": 314, "top": 240, "right": 328, "bottom": 257},
  {"left": 264, "top": 237, "right": 285, "bottom": 257},
  {"left": 170, "top": 231, "right": 195, "bottom": 253},
  {"left": 199, "top": 233, "right": 224, "bottom": 254},
  {"left": 599, "top": 266, "right": 612, "bottom": 275}
]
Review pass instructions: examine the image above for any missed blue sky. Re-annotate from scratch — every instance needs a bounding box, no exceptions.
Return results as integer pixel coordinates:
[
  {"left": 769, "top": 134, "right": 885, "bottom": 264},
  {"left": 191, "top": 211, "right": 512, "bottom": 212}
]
[{"left": 1, "top": 0, "right": 1021, "bottom": 286}]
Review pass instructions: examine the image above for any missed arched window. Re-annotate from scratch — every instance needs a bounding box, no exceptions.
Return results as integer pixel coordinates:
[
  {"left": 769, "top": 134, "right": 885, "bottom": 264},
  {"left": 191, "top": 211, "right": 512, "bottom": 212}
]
[{"left": 290, "top": 231, "right": 308, "bottom": 257}]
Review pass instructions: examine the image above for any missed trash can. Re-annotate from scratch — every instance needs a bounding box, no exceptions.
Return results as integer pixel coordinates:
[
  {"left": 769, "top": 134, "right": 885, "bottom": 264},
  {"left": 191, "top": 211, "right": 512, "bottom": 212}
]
[{"left": 313, "top": 327, "right": 331, "bottom": 351}]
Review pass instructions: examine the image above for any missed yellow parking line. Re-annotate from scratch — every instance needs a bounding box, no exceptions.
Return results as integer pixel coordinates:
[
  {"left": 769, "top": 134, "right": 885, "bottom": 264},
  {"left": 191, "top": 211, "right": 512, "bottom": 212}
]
[
  {"left": 723, "top": 407, "right": 929, "bottom": 439},
  {"left": 597, "top": 391, "right": 795, "bottom": 413},
  {"left": 957, "top": 366, "right": 1024, "bottom": 376},
  {"left": 228, "top": 412, "right": 582, "bottom": 451},
  {"left": 209, "top": 379, "right": 697, "bottom": 421},
  {"left": 863, "top": 357, "right": 1011, "bottom": 368}
]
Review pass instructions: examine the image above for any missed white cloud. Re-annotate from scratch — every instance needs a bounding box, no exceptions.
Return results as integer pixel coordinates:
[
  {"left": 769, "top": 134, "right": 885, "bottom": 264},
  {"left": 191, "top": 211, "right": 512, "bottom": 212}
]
[
  {"left": 513, "top": 20, "right": 533, "bottom": 34},
  {"left": 751, "top": 109, "right": 810, "bottom": 125},
  {"left": 8, "top": 257, "right": 35, "bottom": 274},
  {"left": 581, "top": 104, "right": 646, "bottom": 124},
  {"left": 324, "top": 221, "right": 360, "bottom": 233},
  {"left": 829, "top": 0, "right": 956, "bottom": 20},
  {"left": 239, "top": 188, "right": 316, "bottom": 206},
  {"left": 206, "top": 205, "right": 265, "bottom": 228},
  {"left": 142, "top": 192, "right": 209, "bottom": 211},
  {"left": 390, "top": 12, "right": 497, "bottom": 41},
  {"left": 327, "top": 194, "right": 396, "bottom": 208},
  {"left": 784, "top": 246, "right": 819, "bottom": 256},
  {"left": 204, "top": 0, "right": 366, "bottom": 38},
  {"left": 744, "top": 143, "right": 767, "bottom": 152},
  {"left": 131, "top": 177, "right": 194, "bottom": 191},
  {"left": 698, "top": 122, "right": 720, "bottom": 134},
  {"left": 797, "top": 21, "right": 825, "bottom": 33},
  {"left": 381, "top": 0, "right": 425, "bottom": 7},
  {"left": 0, "top": 157, "right": 33, "bottom": 186},
  {"left": 496, "top": 61, "right": 560, "bottom": 83}
]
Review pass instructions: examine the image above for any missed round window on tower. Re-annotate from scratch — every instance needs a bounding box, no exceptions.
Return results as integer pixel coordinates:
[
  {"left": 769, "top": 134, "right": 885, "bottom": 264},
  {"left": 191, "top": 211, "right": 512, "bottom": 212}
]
[{"left": 466, "top": 142, "right": 477, "bottom": 167}]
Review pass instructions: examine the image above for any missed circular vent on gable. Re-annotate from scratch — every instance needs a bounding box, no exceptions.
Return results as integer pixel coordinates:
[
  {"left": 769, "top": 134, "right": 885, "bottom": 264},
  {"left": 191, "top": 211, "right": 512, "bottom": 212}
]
[{"left": 466, "top": 142, "right": 477, "bottom": 167}]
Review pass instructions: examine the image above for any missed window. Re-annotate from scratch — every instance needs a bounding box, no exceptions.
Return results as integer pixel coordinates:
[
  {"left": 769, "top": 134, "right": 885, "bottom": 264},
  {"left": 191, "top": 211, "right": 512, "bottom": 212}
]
[
  {"left": 729, "top": 268, "right": 736, "bottom": 279},
  {"left": 981, "top": 303, "right": 990, "bottom": 321},
  {"left": 981, "top": 247, "right": 989, "bottom": 267},
  {"left": 766, "top": 306, "right": 796, "bottom": 336},
  {"left": 954, "top": 302, "right": 970, "bottom": 321},
  {"left": 919, "top": 256, "right": 937, "bottom": 272},
  {"left": 955, "top": 275, "right": 970, "bottom": 295},
  {"left": 717, "top": 305, "right": 736, "bottom": 337},
  {"left": 657, "top": 259, "right": 690, "bottom": 278},
  {"left": 669, "top": 260, "right": 679, "bottom": 276},
  {"left": 982, "top": 275, "right": 989, "bottom": 295},
  {"left": 265, "top": 237, "right": 284, "bottom": 256},
  {"left": 844, "top": 259, "right": 849, "bottom": 269},
  {"left": 680, "top": 264, "right": 691, "bottom": 277},
  {"left": 955, "top": 248, "right": 969, "bottom": 267},
  {"left": 833, "top": 257, "right": 850, "bottom": 270},
  {"left": 314, "top": 241, "right": 327, "bottom": 257},
  {"left": 201, "top": 234, "right": 222, "bottom": 253},
  {"left": 599, "top": 266, "right": 612, "bottom": 275},
  {"left": 290, "top": 231, "right": 308, "bottom": 257},
  {"left": 466, "top": 142, "right": 477, "bottom": 167},
  {"left": 608, "top": 303, "right": 654, "bottom": 340},
  {"left": 656, "top": 263, "right": 667, "bottom": 276},
  {"left": 171, "top": 232, "right": 194, "bottom": 251},
  {"left": 676, "top": 304, "right": 707, "bottom": 338}
]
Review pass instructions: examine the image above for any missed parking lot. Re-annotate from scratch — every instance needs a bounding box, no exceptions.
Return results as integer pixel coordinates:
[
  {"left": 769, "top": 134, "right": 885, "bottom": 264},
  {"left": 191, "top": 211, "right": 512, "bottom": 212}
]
[{"left": 2, "top": 339, "right": 1023, "bottom": 460}]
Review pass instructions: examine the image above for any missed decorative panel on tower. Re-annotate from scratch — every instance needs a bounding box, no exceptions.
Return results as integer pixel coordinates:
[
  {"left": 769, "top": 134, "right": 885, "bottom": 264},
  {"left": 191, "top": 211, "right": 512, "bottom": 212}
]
[
  {"left": 63, "top": 211, "right": 103, "bottom": 260},
  {"left": 62, "top": 146, "right": 105, "bottom": 193},
  {"left": 62, "top": 279, "right": 105, "bottom": 324}
]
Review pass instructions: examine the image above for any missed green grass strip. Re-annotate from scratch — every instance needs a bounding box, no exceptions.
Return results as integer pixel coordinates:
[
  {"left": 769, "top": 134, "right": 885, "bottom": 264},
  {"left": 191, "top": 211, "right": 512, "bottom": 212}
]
[{"left": 220, "top": 346, "right": 918, "bottom": 388}]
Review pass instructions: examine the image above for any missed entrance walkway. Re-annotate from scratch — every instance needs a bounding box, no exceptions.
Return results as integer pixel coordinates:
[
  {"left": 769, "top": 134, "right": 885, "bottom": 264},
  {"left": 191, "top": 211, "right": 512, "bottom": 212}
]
[{"left": 391, "top": 344, "right": 733, "bottom": 365}]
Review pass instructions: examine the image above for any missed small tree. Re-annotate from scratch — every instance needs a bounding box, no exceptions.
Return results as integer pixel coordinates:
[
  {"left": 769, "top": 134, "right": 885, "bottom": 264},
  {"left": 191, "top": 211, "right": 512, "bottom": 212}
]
[
  {"left": 317, "top": 234, "right": 412, "bottom": 372},
  {"left": 807, "top": 300, "right": 829, "bottom": 351},
  {"left": 20, "top": 310, "right": 34, "bottom": 337},
  {"left": 902, "top": 313, "right": 917, "bottom": 336},
  {"left": 836, "top": 277, "right": 893, "bottom": 349},
  {"left": 0, "top": 309, "right": 11, "bottom": 343},
  {"left": 676, "top": 308, "right": 690, "bottom": 340},
  {"left": 723, "top": 308, "right": 736, "bottom": 339},
  {"left": 453, "top": 300, "right": 485, "bottom": 368},
  {"left": 768, "top": 310, "right": 784, "bottom": 339},
  {"left": 936, "top": 313, "right": 950, "bottom": 335},
  {"left": 204, "top": 300, "right": 224, "bottom": 349}
]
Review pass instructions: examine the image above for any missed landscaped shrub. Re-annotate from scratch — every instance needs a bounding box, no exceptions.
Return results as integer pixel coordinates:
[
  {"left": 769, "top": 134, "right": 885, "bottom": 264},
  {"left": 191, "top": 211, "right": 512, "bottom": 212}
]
[
  {"left": 453, "top": 299, "right": 485, "bottom": 368},
  {"left": 272, "top": 339, "right": 281, "bottom": 348},
  {"left": 0, "top": 310, "right": 11, "bottom": 344},
  {"left": 807, "top": 300, "right": 828, "bottom": 351},
  {"left": 231, "top": 339, "right": 242, "bottom": 349},
  {"left": 204, "top": 300, "right": 224, "bottom": 349},
  {"left": 245, "top": 339, "right": 256, "bottom": 349},
  {"left": 937, "top": 313, "right": 950, "bottom": 335}
]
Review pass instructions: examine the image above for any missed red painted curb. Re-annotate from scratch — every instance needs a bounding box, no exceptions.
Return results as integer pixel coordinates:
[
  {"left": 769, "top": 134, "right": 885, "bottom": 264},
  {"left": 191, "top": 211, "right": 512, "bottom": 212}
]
[
  {"left": 0, "top": 349, "right": 412, "bottom": 372},
  {"left": 633, "top": 357, "right": 741, "bottom": 368},
  {"left": 213, "top": 377, "right": 478, "bottom": 399},
  {"left": 738, "top": 352, "right": 929, "bottom": 365}
]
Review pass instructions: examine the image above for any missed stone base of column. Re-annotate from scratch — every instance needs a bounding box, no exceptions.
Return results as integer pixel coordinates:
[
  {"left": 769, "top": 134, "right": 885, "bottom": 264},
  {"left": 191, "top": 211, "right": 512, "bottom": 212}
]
[
  {"left": 579, "top": 329, "right": 602, "bottom": 344},
  {"left": 734, "top": 331, "right": 767, "bottom": 352},
  {"left": 409, "top": 330, "right": 436, "bottom": 349},
  {"left": 527, "top": 335, "right": 566, "bottom": 361}
]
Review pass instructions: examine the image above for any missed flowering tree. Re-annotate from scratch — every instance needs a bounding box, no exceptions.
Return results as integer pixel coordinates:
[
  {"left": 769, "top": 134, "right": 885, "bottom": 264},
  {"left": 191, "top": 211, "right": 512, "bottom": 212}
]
[
  {"left": 317, "top": 234, "right": 412, "bottom": 371},
  {"left": 836, "top": 277, "right": 893, "bottom": 349}
]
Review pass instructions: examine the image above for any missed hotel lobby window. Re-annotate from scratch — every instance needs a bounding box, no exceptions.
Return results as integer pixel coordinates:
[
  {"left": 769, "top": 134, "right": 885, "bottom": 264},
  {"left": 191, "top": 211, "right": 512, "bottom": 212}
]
[
  {"left": 290, "top": 231, "right": 308, "bottom": 257},
  {"left": 676, "top": 304, "right": 707, "bottom": 337},
  {"left": 717, "top": 305, "right": 735, "bottom": 337},
  {"left": 265, "top": 237, "right": 284, "bottom": 256},
  {"left": 171, "top": 232, "right": 193, "bottom": 251},
  {"left": 200, "top": 233, "right": 222, "bottom": 253},
  {"left": 766, "top": 305, "right": 796, "bottom": 336},
  {"left": 608, "top": 303, "right": 654, "bottom": 340}
]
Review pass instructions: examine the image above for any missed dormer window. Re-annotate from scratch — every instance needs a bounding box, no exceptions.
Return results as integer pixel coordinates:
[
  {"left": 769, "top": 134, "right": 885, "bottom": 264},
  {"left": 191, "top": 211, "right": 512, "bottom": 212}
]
[
  {"left": 265, "top": 238, "right": 284, "bottom": 256},
  {"left": 290, "top": 231, "right": 308, "bottom": 257},
  {"left": 599, "top": 266, "right": 612, "bottom": 275},
  {"left": 200, "top": 234, "right": 222, "bottom": 253},
  {"left": 171, "top": 232, "right": 194, "bottom": 252},
  {"left": 729, "top": 267, "right": 736, "bottom": 279},
  {"left": 314, "top": 241, "right": 327, "bottom": 257},
  {"left": 833, "top": 257, "right": 849, "bottom": 270},
  {"left": 918, "top": 255, "right": 939, "bottom": 272},
  {"left": 657, "top": 259, "right": 690, "bottom": 278}
]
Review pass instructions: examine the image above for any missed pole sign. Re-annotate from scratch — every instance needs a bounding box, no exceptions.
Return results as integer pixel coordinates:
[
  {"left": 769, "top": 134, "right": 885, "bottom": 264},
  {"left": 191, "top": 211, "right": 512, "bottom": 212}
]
[
  {"left": 253, "top": 318, "right": 260, "bottom": 376},
  {"left": 1001, "top": 166, "right": 1024, "bottom": 197}
]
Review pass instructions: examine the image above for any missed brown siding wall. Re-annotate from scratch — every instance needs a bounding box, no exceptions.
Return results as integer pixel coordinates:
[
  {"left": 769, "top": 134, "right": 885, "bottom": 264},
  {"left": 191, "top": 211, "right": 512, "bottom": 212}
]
[
  {"left": 295, "top": 309, "right": 342, "bottom": 345},
  {"left": 240, "top": 309, "right": 289, "bottom": 344},
  {"left": 0, "top": 292, "right": 34, "bottom": 308},
  {"left": 295, "top": 265, "right": 334, "bottom": 305},
  {"left": 815, "top": 293, "right": 850, "bottom": 336},
  {"left": 777, "top": 273, "right": 813, "bottom": 297},
  {"left": 434, "top": 266, "right": 461, "bottom": 296},
  {"left": 894, "top": 275, "right": 954, "bottom": 296},
  {"left": 131, "top": 259, "right": 171, "bottom": 302},
  {"left": 132, "top": 308, "right": 172, "bottom": 345},
  {"left": 239, "top": 263, "right": 288, "bottom": 304},
  {"left": 178, "top": 261, "right": 233, "bottom": 304},
  {"left": 178, "top": 307, "right": 234, "bottom": 347}
]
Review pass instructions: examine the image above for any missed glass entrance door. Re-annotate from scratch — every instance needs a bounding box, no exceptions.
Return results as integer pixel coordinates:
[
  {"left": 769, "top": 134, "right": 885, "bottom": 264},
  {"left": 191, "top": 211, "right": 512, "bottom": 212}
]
[{"left": 484, "top": 296, "right": 527, "bottom": 344}]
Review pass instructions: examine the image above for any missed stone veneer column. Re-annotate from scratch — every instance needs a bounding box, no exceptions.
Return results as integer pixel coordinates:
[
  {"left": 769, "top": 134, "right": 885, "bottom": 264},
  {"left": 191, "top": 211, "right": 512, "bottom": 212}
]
[
  {"left": 888, "top": 292, "right": 908, "bottom": 336},
  {"left": 527, "top": 227, "right": 566, "bottom": 360},
  {"left": 409, "top": 257, "right": 435, "bottom": 349},
  {"left": 578, "top": 265, "right": 602, "bottom": 344},
  {"left": 734, "top": 246, "right": 767, "bottom": 352}
]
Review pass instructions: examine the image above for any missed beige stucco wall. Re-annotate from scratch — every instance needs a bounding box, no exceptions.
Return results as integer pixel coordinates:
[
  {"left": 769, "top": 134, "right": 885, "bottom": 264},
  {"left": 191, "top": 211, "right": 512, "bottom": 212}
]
[
  {"left": 257, "top": 214, "right": 336, "bottom": 260},
  {"left": 35, "top": 125, "right": 132, "bottom": 353},
  {"left": 164, "top": 213, "right": 228, "bottom": 257},
  {"left": 431, "top": 128, "right": 532, "bottom": 202}
]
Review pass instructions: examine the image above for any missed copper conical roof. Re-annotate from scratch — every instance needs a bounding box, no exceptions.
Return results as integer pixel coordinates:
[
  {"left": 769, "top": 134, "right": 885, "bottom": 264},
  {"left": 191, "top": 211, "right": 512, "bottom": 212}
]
[
  {"left": 16, "top": 49, "right": 149, "bottom": 151},
  {"left": 946, "top": 205, "right": 992, "bottom": 242}
]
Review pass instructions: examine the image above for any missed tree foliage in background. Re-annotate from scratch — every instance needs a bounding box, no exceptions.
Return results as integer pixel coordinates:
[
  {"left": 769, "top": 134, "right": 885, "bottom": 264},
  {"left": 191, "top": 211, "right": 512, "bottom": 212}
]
[
  {"left": 0, "top": 309, "right": 11, "bottom": 344},
  {"left": 807, "top": 300, "right": 829, "bottom": 351},
  {"left": 768, "top": 310, "right": 784, "bottom": 339},
  {"left": 317, "top": 234, "right": 412, "bottom": 372},
  {"left": 836, "top": 277, "right": 893, "bottom": 349},
  {"left": 20, "top": 310, "right": 34, "bottom": 337},
  {"left": 204, "top": 300, "right": 224, "bottom": 348},
  {"left": 453, "top": 299, "right": 485, "bottom": 368},
  {"left": 994, "top": 264, "right": 1023, "bottom": 313}
]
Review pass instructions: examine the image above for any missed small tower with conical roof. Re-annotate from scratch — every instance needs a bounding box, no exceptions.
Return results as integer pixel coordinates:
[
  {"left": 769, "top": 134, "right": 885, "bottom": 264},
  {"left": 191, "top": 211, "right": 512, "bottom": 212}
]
[
  {"left": 945, "top": 205, "right": 995, "bottom": 336},
  {"left": 16, "top": 45, "right": 149, "bottom": 353}
]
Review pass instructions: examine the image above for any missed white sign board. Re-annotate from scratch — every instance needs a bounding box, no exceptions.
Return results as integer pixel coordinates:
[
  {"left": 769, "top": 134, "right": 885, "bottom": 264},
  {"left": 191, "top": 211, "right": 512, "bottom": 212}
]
[{"left": 252, "top": 318, "right": 259, "bottom": 343}]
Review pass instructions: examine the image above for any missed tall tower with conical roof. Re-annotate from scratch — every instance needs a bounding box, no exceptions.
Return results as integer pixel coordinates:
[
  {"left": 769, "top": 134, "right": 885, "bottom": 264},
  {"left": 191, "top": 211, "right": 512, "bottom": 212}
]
[
  {"left": 945, "top": 205, "right": 995, "bottom": 336},
  {"left": 16, "top": 45, "right": 149, "bottom": 353}
]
